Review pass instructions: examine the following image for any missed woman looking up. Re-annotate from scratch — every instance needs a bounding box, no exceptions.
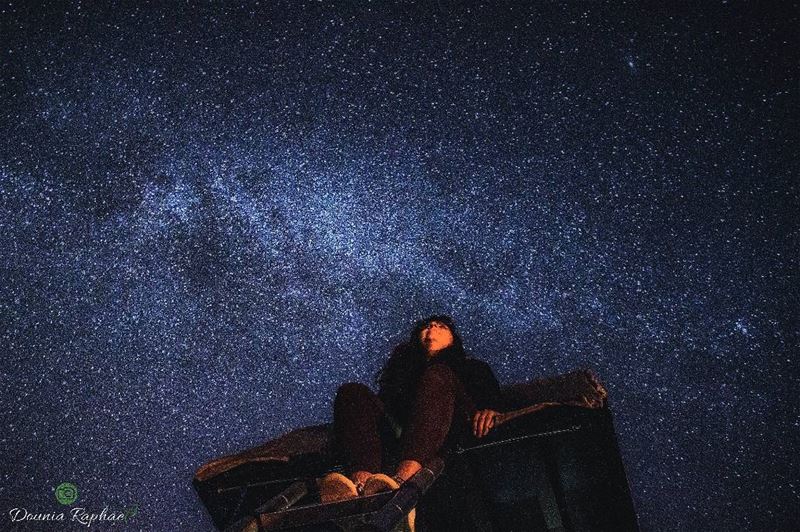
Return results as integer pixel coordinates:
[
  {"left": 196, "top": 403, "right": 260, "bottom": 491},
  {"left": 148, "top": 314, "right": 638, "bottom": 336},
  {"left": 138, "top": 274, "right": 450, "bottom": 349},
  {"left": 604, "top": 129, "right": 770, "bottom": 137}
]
[{"left": 319, "top": 315, "right": 505, "bottom": 510}]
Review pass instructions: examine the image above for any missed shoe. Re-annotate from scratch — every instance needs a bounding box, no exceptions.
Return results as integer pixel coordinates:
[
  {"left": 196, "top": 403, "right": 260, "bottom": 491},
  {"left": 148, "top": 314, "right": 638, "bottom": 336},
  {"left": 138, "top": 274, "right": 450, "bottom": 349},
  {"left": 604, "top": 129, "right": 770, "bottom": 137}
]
[
  {"left": 362, "top": 474, "right": 416, "bottom": 532},
  {"left": 317, "top": 472, "right": 359, "bottom": 503},
  {"left": 361, "top": 473, "right": 400, "bottom": 496}
]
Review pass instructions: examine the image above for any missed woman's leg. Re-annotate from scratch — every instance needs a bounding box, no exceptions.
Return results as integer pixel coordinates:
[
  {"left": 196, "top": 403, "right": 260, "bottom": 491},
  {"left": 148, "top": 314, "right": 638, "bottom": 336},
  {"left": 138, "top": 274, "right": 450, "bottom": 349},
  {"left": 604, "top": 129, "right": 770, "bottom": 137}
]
[
  {"left": 333, "top": 382, "right": 388, "bottom": 480},
  {"left": 397, "top": 364, "right": 473, "bottom": 480}
]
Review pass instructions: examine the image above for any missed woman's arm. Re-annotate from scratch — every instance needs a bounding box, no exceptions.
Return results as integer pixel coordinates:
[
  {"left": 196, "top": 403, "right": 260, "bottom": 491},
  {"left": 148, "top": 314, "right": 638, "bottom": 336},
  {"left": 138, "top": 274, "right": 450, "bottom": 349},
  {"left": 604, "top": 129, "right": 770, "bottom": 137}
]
[
  {"left": 464, "top": 359, "right": 505, "bottom": 438},
  {"left": 466, "top": 359, "right": 505, "bottom": 412}
]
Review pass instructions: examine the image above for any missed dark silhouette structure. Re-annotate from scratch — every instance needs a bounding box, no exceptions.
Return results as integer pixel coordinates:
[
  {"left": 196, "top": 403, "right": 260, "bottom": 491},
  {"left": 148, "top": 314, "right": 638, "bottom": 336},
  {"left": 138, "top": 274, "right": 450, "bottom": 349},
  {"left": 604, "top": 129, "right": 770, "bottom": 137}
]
[{"left": 193, "top": 369, "right": 638, "bottom": 531}]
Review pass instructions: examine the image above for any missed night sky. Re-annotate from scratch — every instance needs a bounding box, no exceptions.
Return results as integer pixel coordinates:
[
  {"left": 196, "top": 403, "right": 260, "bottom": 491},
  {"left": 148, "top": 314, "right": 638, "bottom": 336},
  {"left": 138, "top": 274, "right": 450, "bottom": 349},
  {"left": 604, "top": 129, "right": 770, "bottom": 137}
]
[{"left": 1, "top": 1, "right": 798, "bottom": 530}]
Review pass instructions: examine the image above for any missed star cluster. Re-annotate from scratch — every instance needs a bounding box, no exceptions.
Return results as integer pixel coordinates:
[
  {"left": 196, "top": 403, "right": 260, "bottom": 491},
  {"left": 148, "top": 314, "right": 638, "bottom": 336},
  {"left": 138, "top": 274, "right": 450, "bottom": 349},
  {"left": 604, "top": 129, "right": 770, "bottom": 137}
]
[{"left": 1, "top": 1, "right": 797, "bottom": 530}]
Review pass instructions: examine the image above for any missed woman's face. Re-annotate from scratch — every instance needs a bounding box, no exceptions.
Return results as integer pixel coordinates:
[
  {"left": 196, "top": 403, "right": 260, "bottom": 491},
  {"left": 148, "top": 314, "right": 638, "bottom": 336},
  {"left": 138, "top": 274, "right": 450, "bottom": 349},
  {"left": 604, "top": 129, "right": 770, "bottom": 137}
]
[{"left": 420, "top": 320, "right": 454, "bottom": 356}]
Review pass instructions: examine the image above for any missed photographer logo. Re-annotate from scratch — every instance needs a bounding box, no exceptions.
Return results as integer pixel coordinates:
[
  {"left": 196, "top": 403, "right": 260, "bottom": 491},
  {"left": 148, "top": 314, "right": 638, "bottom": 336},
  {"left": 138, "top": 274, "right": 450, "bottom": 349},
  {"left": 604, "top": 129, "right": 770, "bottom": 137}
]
[
  {"left": 55, "top": 482, "right": 78, "bottom": 505},
  {"left": 7, "top": 482, "right": 139, "bottom": 527}
]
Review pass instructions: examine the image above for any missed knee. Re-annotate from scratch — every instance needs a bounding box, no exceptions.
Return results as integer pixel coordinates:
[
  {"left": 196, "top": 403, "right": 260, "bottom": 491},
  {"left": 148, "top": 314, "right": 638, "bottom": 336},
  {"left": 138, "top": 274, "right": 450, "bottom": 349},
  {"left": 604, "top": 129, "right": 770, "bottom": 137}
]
[
  {"left": 337, "top": 382, "right": 372, "bottom": 398},
  {"left": 334, "top": 382, "right": 373, "bottom": 408}
]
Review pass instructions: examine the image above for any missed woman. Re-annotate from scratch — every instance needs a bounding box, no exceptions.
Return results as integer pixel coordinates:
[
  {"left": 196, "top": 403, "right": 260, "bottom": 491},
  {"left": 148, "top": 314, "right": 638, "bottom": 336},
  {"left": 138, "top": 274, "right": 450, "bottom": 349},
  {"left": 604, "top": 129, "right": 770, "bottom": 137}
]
[{"left": 319, "top": 315, "right": 505, "bottom": 506}]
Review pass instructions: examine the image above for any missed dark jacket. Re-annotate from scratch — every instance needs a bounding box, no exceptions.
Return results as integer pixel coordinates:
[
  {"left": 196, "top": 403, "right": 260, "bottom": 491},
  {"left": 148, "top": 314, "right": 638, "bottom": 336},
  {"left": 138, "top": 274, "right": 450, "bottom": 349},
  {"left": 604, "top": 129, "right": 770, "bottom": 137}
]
[{"left": 377, "top": 345, "right": 504, "bottom": 428}]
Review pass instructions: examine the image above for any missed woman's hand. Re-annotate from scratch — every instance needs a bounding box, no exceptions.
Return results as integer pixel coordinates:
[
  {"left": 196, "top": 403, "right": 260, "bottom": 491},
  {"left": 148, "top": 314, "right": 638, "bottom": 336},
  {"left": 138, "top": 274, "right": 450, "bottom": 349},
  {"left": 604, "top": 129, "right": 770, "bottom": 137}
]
[{"left": 472, "top": 409, "right": 499, "bottom": 438}]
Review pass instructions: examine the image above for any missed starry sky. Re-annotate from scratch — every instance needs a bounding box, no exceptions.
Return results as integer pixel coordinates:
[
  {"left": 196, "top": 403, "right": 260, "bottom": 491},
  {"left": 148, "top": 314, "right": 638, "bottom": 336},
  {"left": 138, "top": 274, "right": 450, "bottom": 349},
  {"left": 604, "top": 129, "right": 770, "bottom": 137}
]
[{"left": 1, "top": 1, "right": 798, "bottom": 530}]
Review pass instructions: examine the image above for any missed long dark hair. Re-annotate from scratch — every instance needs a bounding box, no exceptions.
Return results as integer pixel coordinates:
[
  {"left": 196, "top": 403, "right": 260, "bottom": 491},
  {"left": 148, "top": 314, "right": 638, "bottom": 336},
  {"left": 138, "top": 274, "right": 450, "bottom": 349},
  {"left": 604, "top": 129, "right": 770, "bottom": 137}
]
[{"left": 375, "top": 315, "right": 467, "bottom": 424}]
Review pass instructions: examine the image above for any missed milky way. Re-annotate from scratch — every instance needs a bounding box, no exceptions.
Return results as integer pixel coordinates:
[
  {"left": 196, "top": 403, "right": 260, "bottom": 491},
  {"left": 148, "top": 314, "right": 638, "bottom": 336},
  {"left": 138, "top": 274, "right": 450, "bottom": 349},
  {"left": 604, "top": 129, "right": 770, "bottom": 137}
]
[{"left": 1, "top": 2, "right": 797, "bottom": 530}]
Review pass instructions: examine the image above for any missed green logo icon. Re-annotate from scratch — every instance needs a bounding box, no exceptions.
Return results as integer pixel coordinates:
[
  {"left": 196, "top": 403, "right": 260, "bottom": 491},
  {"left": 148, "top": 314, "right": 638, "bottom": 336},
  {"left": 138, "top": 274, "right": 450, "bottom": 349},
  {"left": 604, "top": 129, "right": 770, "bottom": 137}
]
[{"left": 55, "top": 482, "right": 78, "bottom": 505}]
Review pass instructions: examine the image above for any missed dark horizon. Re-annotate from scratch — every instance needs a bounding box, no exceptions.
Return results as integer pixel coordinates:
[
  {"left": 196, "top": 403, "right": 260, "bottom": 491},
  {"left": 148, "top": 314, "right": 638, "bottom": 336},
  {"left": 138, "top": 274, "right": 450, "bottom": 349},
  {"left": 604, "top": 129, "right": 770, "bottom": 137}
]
[{"left": 1, "top": 1, "right": 797, "bottom": 530}]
